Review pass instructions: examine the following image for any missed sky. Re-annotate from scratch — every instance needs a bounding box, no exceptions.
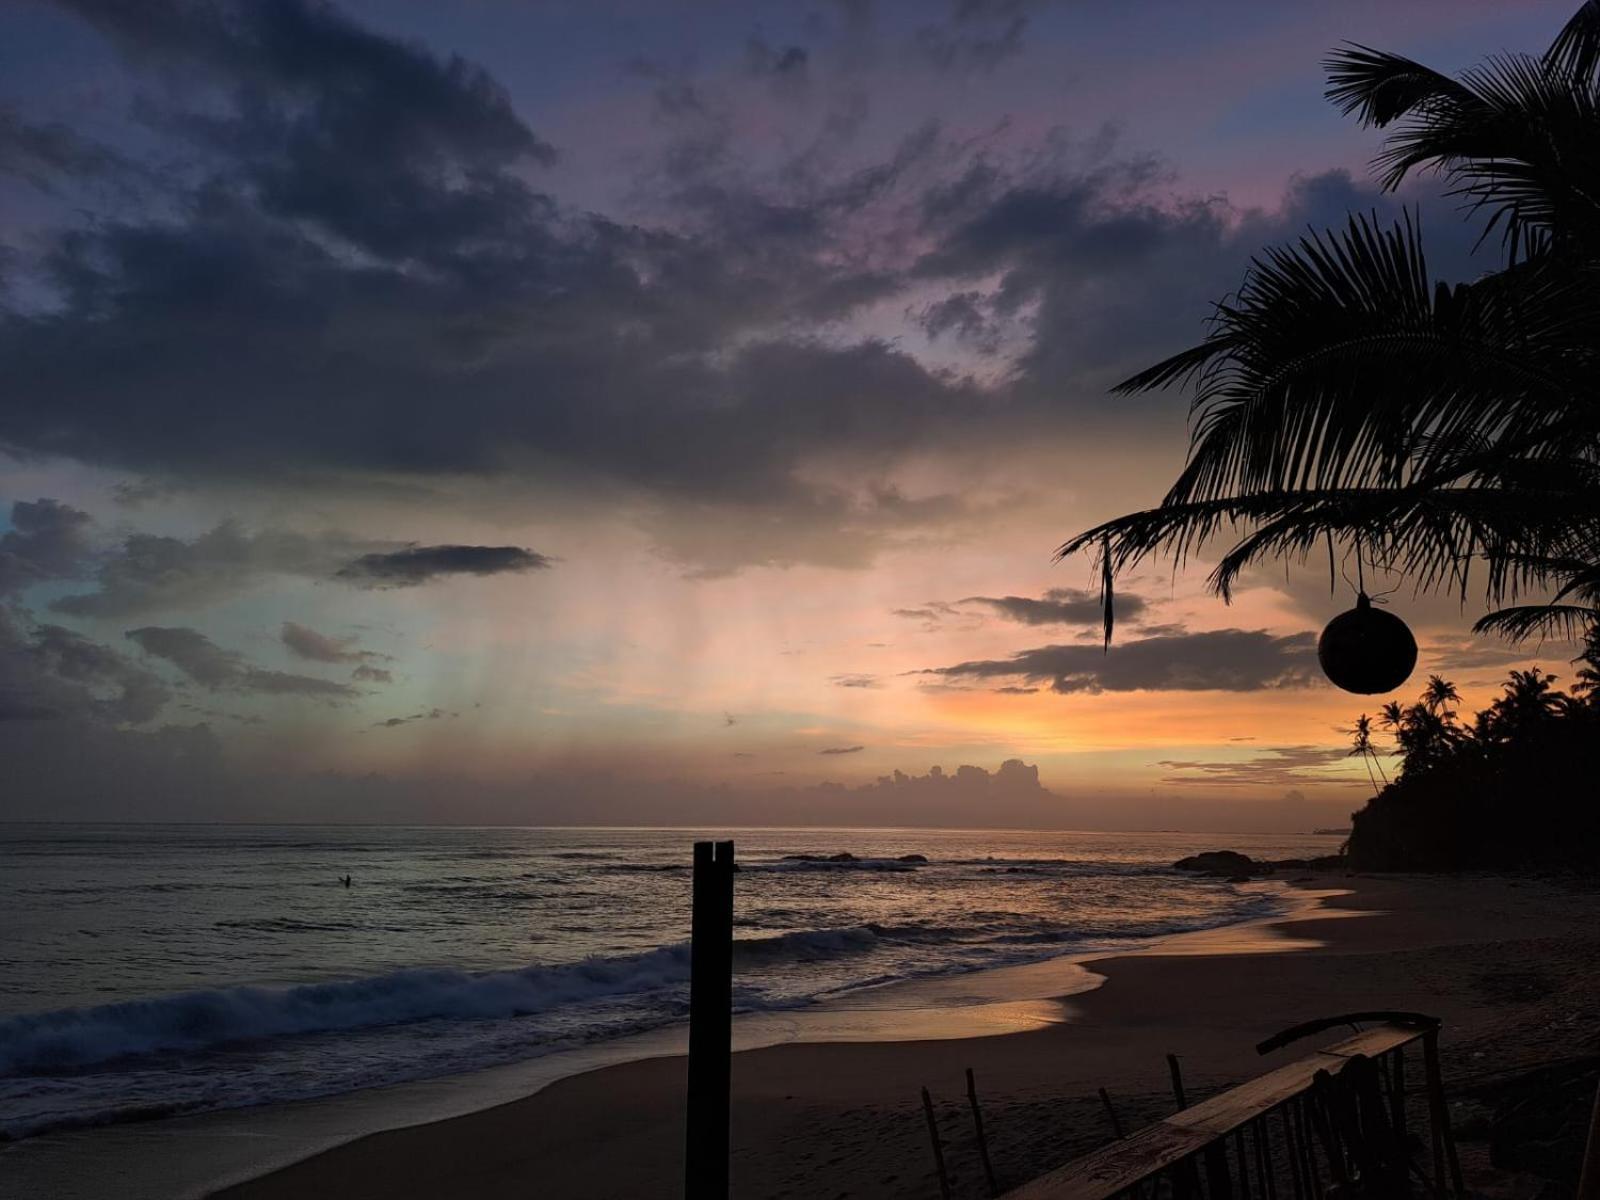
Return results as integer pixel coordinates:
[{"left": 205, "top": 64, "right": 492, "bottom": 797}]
[{"left": 0, "top": 0, "right": 1583, "bottom": 830}]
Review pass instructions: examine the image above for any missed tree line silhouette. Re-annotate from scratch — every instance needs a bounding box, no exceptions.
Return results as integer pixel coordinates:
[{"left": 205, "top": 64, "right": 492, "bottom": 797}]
[{"left": 1343, "top": 628, "right": 1600, "bottom": 869}]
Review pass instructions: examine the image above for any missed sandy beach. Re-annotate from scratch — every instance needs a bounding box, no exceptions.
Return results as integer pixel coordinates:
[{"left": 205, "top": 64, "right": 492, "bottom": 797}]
[{"left": 210, "top": 870, "right": 1600, "bottom": 1199}]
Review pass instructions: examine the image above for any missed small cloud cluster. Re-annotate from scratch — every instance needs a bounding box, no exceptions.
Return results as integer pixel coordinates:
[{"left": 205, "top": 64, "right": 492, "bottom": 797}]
[
  {"left": 281, "top": 622, "right": 394, "bottom": 684},
  {"left": 0, "top": 501, "right": 558, "bottom": 618},
  {"left": 894, "top": 588, "right": 1149, "bottom": 631},
  {"left": 126, "top": 626, "right": 357, "bottom": 700},
  {"left": 892, "top": 601, "right": 962, "bottom": 629},
  {"left": 336, "top": 545, "right": 551, "bottom": 588},
  {"left": 1157, "top": 746, "right": 1358, "bottom": 788},
  {"left": 962, "top": 587, "right": 1146, "bottom": 626},
  {"left": 923, "top": 628, "right": 1322, "bottom": 694},
  {"left": 0, "top": 499, "right": 93, "bottom": 598},
  {"left": 0, "top": 610, "right": 169, "bottom": 724},
  {"left": 374, "top": 708, "right": 457, "bottom": 729},
  {"left": 280, "top": 621, "right": 382, "bottom": 664}
]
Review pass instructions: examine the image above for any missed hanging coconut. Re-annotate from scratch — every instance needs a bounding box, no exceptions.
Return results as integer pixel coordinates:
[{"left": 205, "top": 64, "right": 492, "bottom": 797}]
[{"left": 1317, "top": 592, "right": 1418, "bottom": 695}]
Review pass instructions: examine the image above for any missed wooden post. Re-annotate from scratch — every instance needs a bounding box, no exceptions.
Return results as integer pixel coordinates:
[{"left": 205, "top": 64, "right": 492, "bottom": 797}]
[
  {"left": 922, "top": 1086, "right": 952, "bottom": 1200},
  {"left": 966, "top": 1067, "right": 999, "bottom": 1197},
  {"left": 1167, "top": 1053, "right": 1188, "bottom": 1110},
  {"left": 1281, "top": 1104, "right": 1306, "bottom": 1200},
  {"left": 686, "top": 840, "right": 735, "bottom": 1199},
  {"left": 1097, "top": 1086, "right": 1126, "bottom": 1139},
  {"left": 1421, "top": 1029, "right": 1464, "bottom": 1198},
  {"left": 1388, "top": 1047, "right": 1407, "bottom": 1146},
  {"left": 1577, "top": 1076, "right": 1600, "bottom": 1200}
]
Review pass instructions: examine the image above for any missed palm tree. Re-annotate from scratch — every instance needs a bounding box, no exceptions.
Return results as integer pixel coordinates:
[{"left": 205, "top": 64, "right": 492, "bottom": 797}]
[
  {"left": 1476, "top": 666, "right": 1564, "bottom": 743},
  {"left": 1420, "top": 675, "right": 1461, "bottom": 719},
  {"left": 1573, "top": 623, "right": 1600, "bottom": 701},
  {"left": 1060, "top": 3, "right": 1600, "bottom": 646},
  {"left": 1373, "top": 677, "right": 1469, "bottom": 775},
  {"left": 1346, "top": 712, "right": 1387, "bottom": 792}
]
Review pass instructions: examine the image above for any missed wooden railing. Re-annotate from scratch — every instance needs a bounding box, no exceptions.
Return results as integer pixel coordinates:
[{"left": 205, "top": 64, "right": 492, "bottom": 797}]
[{"left": 1002, "top": 1014, "right": 1464, "bottom": 1199}]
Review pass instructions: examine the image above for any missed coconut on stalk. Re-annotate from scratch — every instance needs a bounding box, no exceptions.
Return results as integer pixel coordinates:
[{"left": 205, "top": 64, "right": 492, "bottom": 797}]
[{"left": 1317, "top": 593, "right": 1418, "bottom": 695}]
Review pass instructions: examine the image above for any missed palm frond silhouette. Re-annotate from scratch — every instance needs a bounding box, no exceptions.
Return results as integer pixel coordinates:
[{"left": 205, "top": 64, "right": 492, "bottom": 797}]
[{"left": 1061, "top": 3, "right": 1600, "bottom": 647}]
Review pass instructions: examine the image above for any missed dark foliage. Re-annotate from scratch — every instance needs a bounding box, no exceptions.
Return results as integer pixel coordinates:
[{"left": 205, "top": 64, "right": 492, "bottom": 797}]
[
  {"left": 1060, "top": 3, "right": 1600, "bottom": 648},
  {"left": 1344, "top": 629, "right": 1600, "bottom": 869}
]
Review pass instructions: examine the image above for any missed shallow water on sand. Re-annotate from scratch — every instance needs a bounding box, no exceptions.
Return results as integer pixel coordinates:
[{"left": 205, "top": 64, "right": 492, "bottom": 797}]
[{"left": 0, "top": 825, "right": 1334, "bottom": 1138}]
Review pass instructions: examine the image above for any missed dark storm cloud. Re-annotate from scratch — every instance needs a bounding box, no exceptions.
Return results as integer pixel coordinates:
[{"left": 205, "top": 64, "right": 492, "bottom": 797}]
[
  {"left": 922, "top": 628, "right": 1321, "bottom": 693},
  {"left": 335, "top": 545, "right": 551, "bottom": 588},
  {"left": 54, "top": 0, "right": 556, "bottom": 259},
  {"left": 0, "top": 2, "right": 1495, "bottom": 577},
  {"left": 0, "top": 612, "right": 170, "bottom": 724},
  {"left": 912, "top": 166, "right": 1489, "bottom": 399},
  {"left": 0, "top": 5, "right": 970, "bottom": 538},
  {"left": 0, "top": 499, "right": 93, "bottom": 596},
  {"left": 963, "top": 587, "right": 1147, "bottom": 626},
  {"left": 126, "top": 625, "right": 356, "bottom": 699}
]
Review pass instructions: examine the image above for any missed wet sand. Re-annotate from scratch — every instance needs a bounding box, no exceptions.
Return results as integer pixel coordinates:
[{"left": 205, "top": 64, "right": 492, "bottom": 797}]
[{"left": 213, "top": 871, "right": 1600, "bottom": 1199}]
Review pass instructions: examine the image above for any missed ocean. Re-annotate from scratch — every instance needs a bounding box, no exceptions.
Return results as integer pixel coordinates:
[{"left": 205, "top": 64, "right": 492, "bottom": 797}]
[{"left": 0, "top": 824, "right": 1334, "bottom": 1141}]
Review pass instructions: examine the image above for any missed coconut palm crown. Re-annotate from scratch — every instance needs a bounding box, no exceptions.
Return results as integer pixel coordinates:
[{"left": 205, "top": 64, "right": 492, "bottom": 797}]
[{"left": 1060, "top": 2, "right": 1600, "bottom": 647}]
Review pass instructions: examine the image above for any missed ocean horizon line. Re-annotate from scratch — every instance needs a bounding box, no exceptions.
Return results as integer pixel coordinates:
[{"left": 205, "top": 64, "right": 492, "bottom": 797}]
[{"left": 0, "top": 819, "right": 1343, "bottom": 836}]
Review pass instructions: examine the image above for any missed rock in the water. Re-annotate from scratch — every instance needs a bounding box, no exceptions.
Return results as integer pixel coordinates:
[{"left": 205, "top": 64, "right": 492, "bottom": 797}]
[
  {"left": 1173, "top": 850, "right": 1258, "bottom": 876},
  {"left": 896, "top": 854, "right": 928, "bottom": 863}
]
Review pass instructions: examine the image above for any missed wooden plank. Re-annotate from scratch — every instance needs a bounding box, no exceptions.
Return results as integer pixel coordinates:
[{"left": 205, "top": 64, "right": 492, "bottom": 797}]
[
  {"left": 1166, "top": 1052, "right": 1348, "bottom": 1136},
  {"left": 1001, "top": 1024, "right": 1427, "bottom": 1200},
  {"left": 1003, "top": 1122, "right": 1215, "bottom": 1200},
  {"left": 1316, "top": 1024, "right": 1426, "bottom": 1061},
  {"left": 1169, "top": 1028, "right": 1419, "bottom": 1137}
]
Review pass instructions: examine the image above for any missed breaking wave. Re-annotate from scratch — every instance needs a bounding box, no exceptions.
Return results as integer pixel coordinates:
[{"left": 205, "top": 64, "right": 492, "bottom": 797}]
[
  {"left": 0, "top": 946, "right": 696, "bottom": 1076},
  {"left": 0, "top": 921, "right": 1043, "bottom": 1076}
]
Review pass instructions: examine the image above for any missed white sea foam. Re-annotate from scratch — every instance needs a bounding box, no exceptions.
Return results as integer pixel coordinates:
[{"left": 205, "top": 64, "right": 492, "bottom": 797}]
[{"left": 0, "top": 945, "right": 696, "bottom": 1075}]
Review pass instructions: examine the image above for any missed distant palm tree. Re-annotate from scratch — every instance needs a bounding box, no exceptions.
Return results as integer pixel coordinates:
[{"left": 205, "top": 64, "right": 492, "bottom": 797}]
[
  {"left": 1374, "top": 677, "right": 1467, "bottom": 775},
  {"left": 1346, "top": 712, "right": 1387, "bottom": 792},
  {"left": 1378, "top": 700, "right": 1405, "bottom": 732},
  {"left": 1420, "top": 675, "right": 1461, "bottom": 718},
  {"left": 1061, "top": 3, "right": 1600, "bottom": 646}
]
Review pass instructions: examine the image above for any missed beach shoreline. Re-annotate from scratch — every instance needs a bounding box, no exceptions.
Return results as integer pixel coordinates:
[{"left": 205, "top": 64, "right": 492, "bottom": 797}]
[
  {"left": 210, "top": 869, "right": 1600, "bottom": 1199},
  {"left": 9, "top": 869, "right": 1596, "bottom": 1199},
  {"left": 0, "top": 873, "right": 1321, "bottom": 1200}
]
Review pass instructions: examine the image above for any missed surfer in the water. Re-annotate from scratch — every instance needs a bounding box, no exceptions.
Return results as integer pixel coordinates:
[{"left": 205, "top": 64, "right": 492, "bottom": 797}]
[{"left": 340, "top": 874, "right": 351, "bottom": 888}]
